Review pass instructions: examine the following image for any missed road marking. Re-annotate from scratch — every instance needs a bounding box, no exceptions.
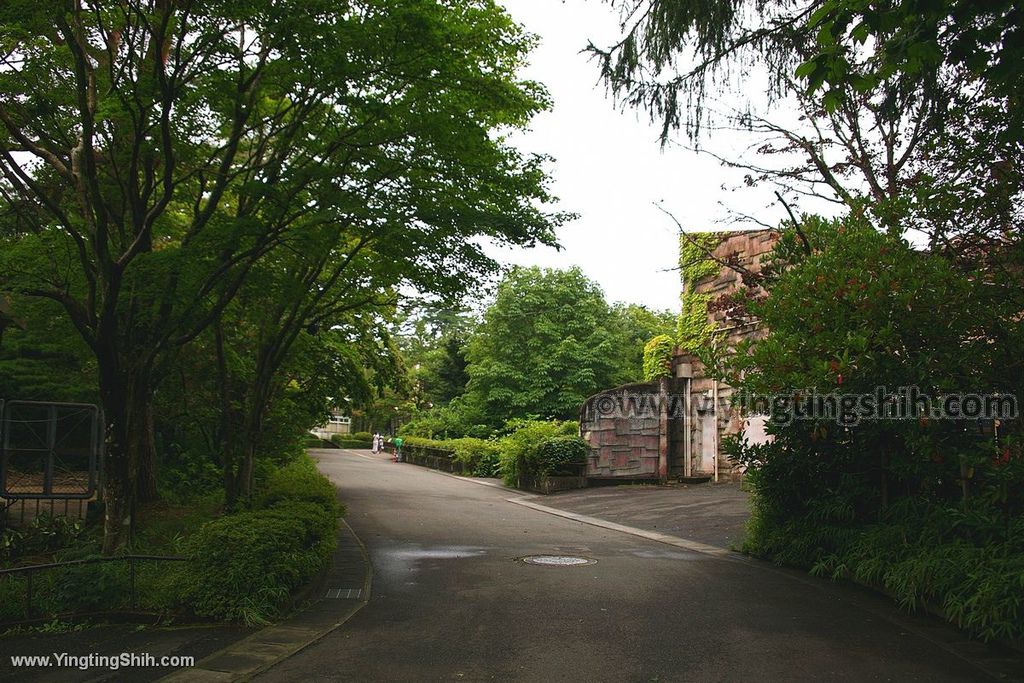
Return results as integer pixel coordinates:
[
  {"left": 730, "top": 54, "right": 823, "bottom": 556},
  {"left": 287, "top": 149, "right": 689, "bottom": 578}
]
[{"left": 506, "top": 495, "right": 742, "bottom": 561}]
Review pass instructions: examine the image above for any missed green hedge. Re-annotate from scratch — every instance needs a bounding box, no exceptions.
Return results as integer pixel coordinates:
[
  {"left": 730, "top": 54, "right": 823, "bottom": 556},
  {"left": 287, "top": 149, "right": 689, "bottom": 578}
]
[
  {"left": 530, "top": 436, "right": 589, "bottom": 477},
  {"left": 184, "top": 457, "right": 341, "bottom": 625},
  {"left": 396, "top": 421, "right": 583, "bottom": 485},
  {"left": 330, "top": 433, "right": 372, "bottom": 449},
  {"left": 496, "top": 420, "right": 578, "bottom": 486}
]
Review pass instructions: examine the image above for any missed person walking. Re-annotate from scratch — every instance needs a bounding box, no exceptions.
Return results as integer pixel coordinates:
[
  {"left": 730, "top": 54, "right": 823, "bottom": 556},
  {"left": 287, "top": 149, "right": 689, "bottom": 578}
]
[{"left": 393, "top": 435, "right": 404, "bottom": 462}]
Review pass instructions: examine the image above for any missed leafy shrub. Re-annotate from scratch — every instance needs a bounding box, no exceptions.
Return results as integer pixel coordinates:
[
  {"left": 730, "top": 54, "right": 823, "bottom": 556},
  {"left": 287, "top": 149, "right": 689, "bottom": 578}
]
[
  {"left": 399, "top": 401, "right": 493, "bottom": 440},
  {"left": 259, "top": 457, "right": 341, "bottom": 514},
  {"left": 352, "top": 431, "right": 373, "bottom": 441},
  {"left": 184, "top": 500, "right": 338, "bottom": 624},
  {"left": 1, "top": 513, "right": 85, "bottom": 564},
  {"left": 54, "top": 560, "right": 130, "bottom": 612},
  {"left": 449, "top": 438, "right": 501, "bottom": 476},
  {"left": 496, "top": 420, "right": 578, "bottom": 486},
  {"left": 185, "top": 457, "right": 340, "bottom": 624},
  {"left": 531, "top": 436, "right": 589, "bottom": 477},
  {"left": 401, "top": 435, "right": 450, "bottom": 453}
]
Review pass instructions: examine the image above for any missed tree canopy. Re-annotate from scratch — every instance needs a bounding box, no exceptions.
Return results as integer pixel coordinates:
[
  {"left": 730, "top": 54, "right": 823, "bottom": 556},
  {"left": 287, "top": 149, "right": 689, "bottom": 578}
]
[{"left": 0, "top": 0, "right": 567, "bottom": 550}]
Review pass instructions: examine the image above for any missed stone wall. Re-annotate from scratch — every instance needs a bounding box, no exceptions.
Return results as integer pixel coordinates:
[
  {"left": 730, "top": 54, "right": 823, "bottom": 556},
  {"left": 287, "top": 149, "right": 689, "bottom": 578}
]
[
  {"left": 674, "top": 229, "right": 779, "bottom": 481},
  {"left": 580, "top": 381, "right": 672, "bottom": 480}
]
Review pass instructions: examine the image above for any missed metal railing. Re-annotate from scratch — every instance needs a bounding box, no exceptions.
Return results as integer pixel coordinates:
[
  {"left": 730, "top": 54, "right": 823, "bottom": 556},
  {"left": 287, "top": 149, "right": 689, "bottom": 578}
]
[{"left": 0, "top": 554, "right": 187, "bottom": 621}]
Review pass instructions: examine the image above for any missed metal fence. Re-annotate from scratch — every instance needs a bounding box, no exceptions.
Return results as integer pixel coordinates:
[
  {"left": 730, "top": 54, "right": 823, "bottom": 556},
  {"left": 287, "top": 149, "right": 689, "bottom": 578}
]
[{"left": 0, "top": 554, "right": 187, "bottom": 622}]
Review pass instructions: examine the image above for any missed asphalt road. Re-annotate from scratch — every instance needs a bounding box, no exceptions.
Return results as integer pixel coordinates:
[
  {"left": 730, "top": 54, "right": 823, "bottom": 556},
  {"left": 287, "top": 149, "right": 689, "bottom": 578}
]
[{"left": 258, "top": 450, "right": 998, "bottom": 682}]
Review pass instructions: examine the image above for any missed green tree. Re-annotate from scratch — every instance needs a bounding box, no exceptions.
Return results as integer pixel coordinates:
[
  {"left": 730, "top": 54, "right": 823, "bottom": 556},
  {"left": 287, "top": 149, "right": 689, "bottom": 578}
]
[
  {"left": 0, "top": 0, "right": 564, "bottom": 551},
  {"left": 462, "top": 267, "right": 625, "bottom": 426},
  {"left": 607, "top": 303, "right": 677, "bottom": 381}
]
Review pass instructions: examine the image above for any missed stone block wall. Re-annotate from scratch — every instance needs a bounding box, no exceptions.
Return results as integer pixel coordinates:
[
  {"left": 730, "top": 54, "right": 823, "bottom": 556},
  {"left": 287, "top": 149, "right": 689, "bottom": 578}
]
[{"left": 675, "top": 229, "right": 780, "bottom": 480}]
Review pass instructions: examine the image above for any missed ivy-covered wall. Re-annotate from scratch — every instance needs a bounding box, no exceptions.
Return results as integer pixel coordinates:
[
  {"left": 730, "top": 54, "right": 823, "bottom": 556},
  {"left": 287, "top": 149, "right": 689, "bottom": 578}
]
[
  {"left": 642, "top": 334, "right": 675, "bottom": 381},
  {"left": 676, "top": 233, "right": 720, "bottom": 353}
]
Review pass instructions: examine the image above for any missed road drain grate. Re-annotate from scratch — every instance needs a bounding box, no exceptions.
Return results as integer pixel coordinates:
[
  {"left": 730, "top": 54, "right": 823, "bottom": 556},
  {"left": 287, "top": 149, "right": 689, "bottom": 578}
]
[
  {"left": 325, "top": 588, "right": 363, "bottom": 599},
  {"left": 521, "top": 555, "right": 596, "bottom": 567}
]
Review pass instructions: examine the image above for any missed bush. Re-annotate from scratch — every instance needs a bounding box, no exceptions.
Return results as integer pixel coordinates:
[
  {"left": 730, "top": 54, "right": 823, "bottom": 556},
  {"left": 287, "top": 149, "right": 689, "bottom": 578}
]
[
  {"left": 352, "top": 431, "right": 373, "bottom": 441},
  {"left": 185, "top": 457, "right": 340, "bottom": 624},
  {"left": 330, "top": 433, "right": 372, "bottom": 449},
  {"left": 449, "top": 438, "right": 502, "bottom": 477},
  {"left": 531, "top": 436, "right": 589, "bottom": 477},
  {"left": 259, "top": 457, "right": 341, "bottom": 514},
  {"left": 496, "top": 420, "right": 578, "bottom": 486},
  {"left": 1, "top": 513, "right": 85, "bottom": 565}
]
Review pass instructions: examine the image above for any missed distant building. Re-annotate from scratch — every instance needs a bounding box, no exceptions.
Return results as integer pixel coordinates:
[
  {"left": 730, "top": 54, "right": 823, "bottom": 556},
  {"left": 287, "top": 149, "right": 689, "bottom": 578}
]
[{"left": 310, "top": 409, "right": 352, "bottom": 440}]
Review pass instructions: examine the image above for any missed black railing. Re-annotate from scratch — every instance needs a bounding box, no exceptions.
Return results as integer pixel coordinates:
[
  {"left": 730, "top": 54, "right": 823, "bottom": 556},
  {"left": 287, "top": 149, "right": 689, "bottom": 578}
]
[{"left": 0, "top": 554, "right": 187, "bottom": 620}]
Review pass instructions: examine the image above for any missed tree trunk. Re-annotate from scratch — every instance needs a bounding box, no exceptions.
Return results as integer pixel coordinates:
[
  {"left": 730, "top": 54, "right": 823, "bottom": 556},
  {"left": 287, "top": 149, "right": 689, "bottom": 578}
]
[
  {"left": 99, "top": 369, "right": 159, "bottom": 554},
  {"left": 135, "top": 401, "right": 159, "bottom": 503}
]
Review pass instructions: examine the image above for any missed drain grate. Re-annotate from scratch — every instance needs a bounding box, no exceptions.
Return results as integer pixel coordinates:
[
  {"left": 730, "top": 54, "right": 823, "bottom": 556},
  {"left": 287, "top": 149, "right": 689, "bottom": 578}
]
[
  {"left": 325, "top": 588, "right": 363, "bottom": 599},
  {"left": 521, "top": 555, "right": 596, "bottom": 567}
]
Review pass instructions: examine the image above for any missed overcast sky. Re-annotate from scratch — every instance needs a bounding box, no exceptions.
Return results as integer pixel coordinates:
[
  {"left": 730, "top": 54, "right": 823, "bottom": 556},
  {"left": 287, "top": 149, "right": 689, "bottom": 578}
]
[{"left": 487, "top": 0, "right": 779, "bottom": 313}]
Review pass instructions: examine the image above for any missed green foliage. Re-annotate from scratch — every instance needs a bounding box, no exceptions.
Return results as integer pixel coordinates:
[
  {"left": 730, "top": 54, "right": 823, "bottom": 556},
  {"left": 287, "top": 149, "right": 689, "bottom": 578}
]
[
  {"left": 331, "top": 434, "right": 373, "bottom": 449},
  {"left": 185, "top": 458, "right": 340, "bottom": 625},
  {"left": 0, "top": 513, "right": 85, "bottom": 565},
  {"left": 462, "top": 267, "right": 630, "bottom": 428},
  {"left": 677, "top": 233, "right": 720, "bottom": 352},
  {"left": 496, "top": 419, "right": 578, "bottom": 486},
  {"left": 352, "top": 432, "right": 373, "bottom": 442},
  {"left": 743, "top": 497, "right": 1024, "bottom": 642},
  {"left": 728, "top": 213, "right": 1024, "bottom": 641},
  {"left": 0, "top": 297, "right": 96, "bottom": 403},
  {"left": 608, "top": 304, "right": 678, "bottom": 382},
  {"left": 531, "top": 436, "right": 590, "bottom": 477},
  {"left": 449, "top": 438, "right": 502, "bottom": 477},
  {"left": 642, "top": 334, "right": 675, "bottom": 381},
  {"left": 258, "top": 457, "right": 341, "bottom": 515},
  {"left": 0, "top": 0, "right": 567, "bottom": 549}
]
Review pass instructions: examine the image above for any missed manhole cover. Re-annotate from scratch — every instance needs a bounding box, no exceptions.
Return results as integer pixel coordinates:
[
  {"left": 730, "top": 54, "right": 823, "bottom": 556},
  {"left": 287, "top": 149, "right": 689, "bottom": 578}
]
[{"left": 521, "top": 555, "right": 596, "bottom": 566}]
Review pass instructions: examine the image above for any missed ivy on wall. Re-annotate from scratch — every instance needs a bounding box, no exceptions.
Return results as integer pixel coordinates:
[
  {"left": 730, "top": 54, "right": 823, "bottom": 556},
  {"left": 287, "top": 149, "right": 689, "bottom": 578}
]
[
  {"left": 677, "top": 233, "right": 720, "bottom": 352},
  {"left": 642, "top": 334, "right": 675, "bottom": 380}
]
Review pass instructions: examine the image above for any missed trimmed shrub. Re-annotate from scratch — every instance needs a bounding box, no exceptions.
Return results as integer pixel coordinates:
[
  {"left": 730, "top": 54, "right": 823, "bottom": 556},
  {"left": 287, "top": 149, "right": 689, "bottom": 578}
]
[
  {"left": 496, "top": 420, "right": 578, "bottom": 486},
  {"left": 330, "top": 433, "right": 372, "bottom": 449},
  {"left": 352, "top": 431, "right": 373, "bottom": 441},
  {"left": 259, "top": 457, "right": 341, "bottom": 514},
  {"left": 185, "top": 457, "right": 340, "bottom": 624},
  {"left": 531, "top": 436, "right": 589, "bottom": 477}
]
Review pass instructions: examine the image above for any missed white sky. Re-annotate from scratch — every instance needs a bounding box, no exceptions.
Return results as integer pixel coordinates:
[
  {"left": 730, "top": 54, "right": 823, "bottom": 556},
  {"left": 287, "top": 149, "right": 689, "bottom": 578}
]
[{"left": 488, "top": 0, "right": 784, "bottom": 313}]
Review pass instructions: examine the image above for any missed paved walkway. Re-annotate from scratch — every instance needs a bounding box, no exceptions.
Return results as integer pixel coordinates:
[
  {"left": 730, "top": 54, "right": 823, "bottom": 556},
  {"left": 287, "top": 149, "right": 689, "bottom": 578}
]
[
  {"left": 255, "top": 449, "right": 1022, "bottom": 682},
  {"left": 0, "top": 622, "right": 252, "bottom": 682},
  {"left": 539, "top": 481, "right": 750, "bottom": 550},
  {"left": 7, "top": 451, "right": 1021, "bottom": 681}
]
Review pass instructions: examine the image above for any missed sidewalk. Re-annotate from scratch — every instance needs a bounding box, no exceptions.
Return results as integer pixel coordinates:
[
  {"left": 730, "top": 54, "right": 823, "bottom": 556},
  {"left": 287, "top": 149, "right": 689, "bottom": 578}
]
[
  {"left": 537, "top": 481, "right": 750, "bottom": 550},
  {"left": 0, "top": 623, "right": 252, "bottom": 683},
  {"left": 0, "top": 513, "right": 370, "bottom": 683},
  {"left": 159, "top": 519, "right": 370, "bottom": 682}
]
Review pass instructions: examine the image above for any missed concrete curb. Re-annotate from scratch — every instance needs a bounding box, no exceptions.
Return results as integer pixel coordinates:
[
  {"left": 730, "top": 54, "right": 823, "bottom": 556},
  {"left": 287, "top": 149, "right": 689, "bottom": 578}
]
[
  {"left": 506, "top": 495, "right": 743, "bottom": 560},
  {"left": 158, "top": 518, "right": 372, "bottom": 682}
]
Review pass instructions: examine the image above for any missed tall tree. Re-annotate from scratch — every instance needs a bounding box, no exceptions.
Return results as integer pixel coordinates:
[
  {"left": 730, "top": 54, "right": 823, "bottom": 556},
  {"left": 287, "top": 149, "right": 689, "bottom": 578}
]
[
  {"left": 462, "top": 267, "right": 625, "bottom": 426},
  {"left": 0, "top": 0, "right": 564, "bottom": 551},
  {"left": 588, "top": 1, "right": 1009, "bottom": 235}
]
